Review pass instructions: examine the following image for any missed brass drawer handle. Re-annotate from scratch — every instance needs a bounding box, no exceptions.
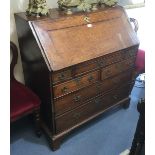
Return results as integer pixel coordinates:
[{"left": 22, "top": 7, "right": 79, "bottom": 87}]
[
  {"left": 73, "top": 113, "right": 81, "bottom": 120},
  {"left": 58, "top": 73, "right": 65, "bottom": 81},
  {"left": 74, "top": 77, "right": 82, "bottom": 86},
  {"left": 129, "top": 52, "right": 134, "bottom": 57},
  {"left": 113, "top": 95, "right": 118, "bottom": 100},
  {"left": 73, "top": 95, "right": 81, "bottom": 102},
  {"left": 61, "top": 87, "right": 68, "bottom": 93},
  {"left": 97, "top": 60, "right": 104, "bottom": 68},
  {"left": 94, "top": 98, "right": 101, "bottom": 104},
  {"left": 88, "top": 75, "right": 94, "bottom": 82}
]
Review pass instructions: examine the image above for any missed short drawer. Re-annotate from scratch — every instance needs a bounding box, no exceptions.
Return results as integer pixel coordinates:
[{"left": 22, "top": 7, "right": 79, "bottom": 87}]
[
  {"left": 104, "top": 49, "right": 136, "bottom": 66},
  {"left": 52, "top": 69, "right": 72, "bottom": 84},
  {"left": 54, "top": 69, "right": 134, "bottom": 116},
  {"left": 55, "top": 83, "right": 132, "bottom": 133},
  {"left": 52, "top": 48, "right": 137, "bottom": 84},
  {"left": 53, "top": 70, "right": 99, "bottom": 98},
  {"left": 101, "top": 58, "right": 135, "bottom": 80}
]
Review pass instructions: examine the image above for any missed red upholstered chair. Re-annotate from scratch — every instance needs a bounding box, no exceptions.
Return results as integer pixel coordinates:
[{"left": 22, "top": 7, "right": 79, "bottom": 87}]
[
  {"left": 10, "top": 41, "right": 41, "bottom": 137},
  {"left": 135, "top": 49, "right": 145, "bottom": 74}
]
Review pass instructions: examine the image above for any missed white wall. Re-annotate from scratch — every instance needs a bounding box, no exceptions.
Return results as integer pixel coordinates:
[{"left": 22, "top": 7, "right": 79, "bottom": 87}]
[{"left": 10, "top": 0, "right": 58, "bottom": 83}]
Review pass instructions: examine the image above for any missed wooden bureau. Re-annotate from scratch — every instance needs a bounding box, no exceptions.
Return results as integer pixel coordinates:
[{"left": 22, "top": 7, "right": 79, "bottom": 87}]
[{"left": 15, "top": 6, "right": 139, "bottom": 150}]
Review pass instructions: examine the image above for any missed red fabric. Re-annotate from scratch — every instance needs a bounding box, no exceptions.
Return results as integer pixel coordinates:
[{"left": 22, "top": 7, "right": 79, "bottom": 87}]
[
  {"left": 10, "top": 79, "right": 40, "bottom": 122},
  {"left": 135, "top": 49, "right": 145, "bottom": 73}
]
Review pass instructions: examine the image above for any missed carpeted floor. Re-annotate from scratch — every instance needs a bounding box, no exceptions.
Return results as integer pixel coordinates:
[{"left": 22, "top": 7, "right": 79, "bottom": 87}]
[{"left": 10, "top": 80, "right": 145, "bottom": 155}]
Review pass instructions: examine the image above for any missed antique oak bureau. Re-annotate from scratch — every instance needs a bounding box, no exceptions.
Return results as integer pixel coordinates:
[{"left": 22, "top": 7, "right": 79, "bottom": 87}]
[{"left": 15, "top": 6, "right": 139, "bottom": 150}]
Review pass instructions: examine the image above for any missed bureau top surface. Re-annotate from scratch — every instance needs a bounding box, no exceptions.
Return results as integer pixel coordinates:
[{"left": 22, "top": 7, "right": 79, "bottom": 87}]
[{"left": 15, "top": 6, "right": 139, "bottom": 71}]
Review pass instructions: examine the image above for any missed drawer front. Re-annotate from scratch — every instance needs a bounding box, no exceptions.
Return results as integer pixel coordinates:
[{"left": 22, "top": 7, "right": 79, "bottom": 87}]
[
  {"left": 53, "top": 70, "right": 99, "bottom": 98},
  {"left": 101, "top": 58, "right": 135, "bottom": 80},
  {"left": 54, "top": 69, "right": 134, "bottom": 116},
  {"left": 52, "top": 48, "right": 137, "bottom": 84},
  {"left": 55, "top": 84, "right": 132, "bottom": 133}
]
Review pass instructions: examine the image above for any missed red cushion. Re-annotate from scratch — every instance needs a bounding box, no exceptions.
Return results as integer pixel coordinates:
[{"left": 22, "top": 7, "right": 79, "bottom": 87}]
[
  {"left": 135, "top": 49, "right": 145, "bottom": 72},
  {"left": 10, "top": 79, "right": 40, "bottom": 121}
]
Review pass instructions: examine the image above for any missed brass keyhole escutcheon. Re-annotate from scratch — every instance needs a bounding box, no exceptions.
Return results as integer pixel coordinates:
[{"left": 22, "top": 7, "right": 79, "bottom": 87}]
[
  {"left": 84, "top": 16, "right": 90, "bottom": 23},
  {"left": 84, "top": 16, "right": 93, "bottom": 27}
]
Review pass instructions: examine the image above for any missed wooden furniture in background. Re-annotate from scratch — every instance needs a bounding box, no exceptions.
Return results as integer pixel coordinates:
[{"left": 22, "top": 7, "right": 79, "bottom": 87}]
[
  {"left": 10, "top": 41, "right": 41, "bottom": 137},
  {"left": 15, "top": 6, "right": 139, "bottom": 150},
  {"left": 129, "top": 99, "right": 145, "bottom": 155}
]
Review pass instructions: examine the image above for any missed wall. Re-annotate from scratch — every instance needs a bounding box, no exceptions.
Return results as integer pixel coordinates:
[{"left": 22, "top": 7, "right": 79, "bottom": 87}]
[{"left": 10, "top": 0, "right": 58, "bottom": 83}]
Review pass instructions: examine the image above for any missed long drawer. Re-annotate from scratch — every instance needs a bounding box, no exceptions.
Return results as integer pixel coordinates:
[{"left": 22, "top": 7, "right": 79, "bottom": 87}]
[
  {"left": 53, "top": 70, "right": 99, "bottom": 98},
  {"left": 52, "top": 48, "right": 137, "bottom": 84},
  {"left": 54, "top": 70, "right": 134, "bottom": 116},
  {"left": 55, "top": 83, "right": 132, "bottom": 133}
]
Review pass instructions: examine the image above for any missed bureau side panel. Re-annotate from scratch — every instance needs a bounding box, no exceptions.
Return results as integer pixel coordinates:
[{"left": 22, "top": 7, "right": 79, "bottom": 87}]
[{"left": 14, "top": 15, "right": 55, "bottom": 132}]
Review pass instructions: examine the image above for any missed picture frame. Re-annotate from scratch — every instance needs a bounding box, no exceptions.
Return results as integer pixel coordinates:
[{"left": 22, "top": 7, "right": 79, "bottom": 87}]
[{"left": 118, "top": 0, "right": 145, "bottom": 9}]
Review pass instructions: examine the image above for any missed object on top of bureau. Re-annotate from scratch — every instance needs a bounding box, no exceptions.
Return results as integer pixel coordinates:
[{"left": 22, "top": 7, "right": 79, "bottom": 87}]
[
  {"left": 10, "top": 41, "right": 41, "bottom": 137},
  {"left": 15, "top": 5, "right": 139, "bottom": 150},
  {"left": 58, "top": 0, "right": 118, "bottom": 14},
  {"left": 26, "top": 0, "right": 49, "bottom": 17}
]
